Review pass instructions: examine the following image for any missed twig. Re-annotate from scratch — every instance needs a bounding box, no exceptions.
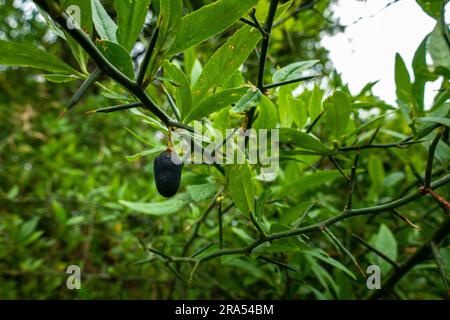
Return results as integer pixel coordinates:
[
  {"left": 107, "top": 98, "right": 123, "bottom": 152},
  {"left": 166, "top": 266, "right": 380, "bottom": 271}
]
[
  {"left": 339, "top": 139, "right": 422, "bottom": 152},
  {"left": 345, "top": 151, "right": 360, "bottom": 210},
  {"left": 246, "top": 0, "right": 279, "bottom": 128},
  {"left": 306, "top": 111, "right": 323, "bottom": 133},
  {"left": 391, "top": 209, "right": 422, "bottom": 231},
  {"left": 352, "top": 234, "right": 399, "bottom": 268},
  {"left": 430, "top": 241, "right": 449, "bottom": 293},
  {"left": 424, "top": 131, "right": 441, "bottom": 189},
  {"left": 168, "top": 174, "right": 450, "bottom": 265},
  {"left": 137, "top": 27, "right": 159, "bottom": 87},
  {"left": 328, "top": 156, "right": 350, "bottom": 181}
]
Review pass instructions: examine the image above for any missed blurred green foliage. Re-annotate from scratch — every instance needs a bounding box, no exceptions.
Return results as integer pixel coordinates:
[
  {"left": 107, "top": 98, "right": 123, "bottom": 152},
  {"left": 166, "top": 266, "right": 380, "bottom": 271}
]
[{"left": 0, "top": 0, "right": 449, "bottom": 300}]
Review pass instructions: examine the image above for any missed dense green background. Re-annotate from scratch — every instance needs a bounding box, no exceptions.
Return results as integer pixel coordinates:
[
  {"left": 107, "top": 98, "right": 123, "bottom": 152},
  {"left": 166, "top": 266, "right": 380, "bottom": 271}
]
[{"left": 0, "top": 0, "right": 449, "bottom": 299}]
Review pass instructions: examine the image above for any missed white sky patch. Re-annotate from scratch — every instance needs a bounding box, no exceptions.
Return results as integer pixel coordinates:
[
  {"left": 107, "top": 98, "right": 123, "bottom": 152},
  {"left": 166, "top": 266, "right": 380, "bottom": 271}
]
[{"left": 321, "top": 0, "right": 446, "bottom": 108}]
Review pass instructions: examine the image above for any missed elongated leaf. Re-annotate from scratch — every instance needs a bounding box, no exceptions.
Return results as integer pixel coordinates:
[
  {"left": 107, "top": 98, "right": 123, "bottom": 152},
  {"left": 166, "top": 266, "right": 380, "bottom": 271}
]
[
  {"left": 395, "top": 53, "right": 412, "bottom": 102},
  {"left": 96, "top": 40, "right": 135, "bottom": 80},
  {"left": 323, "top": 91, "right": 352, "bottom": 139},
  {"left": 42, "top": 74, "right": 79, "bottom": 83},
  {"left": 273, "top": 60, "right": 319, "bottom": 83},
  {"left": 254, "top": 95, "right": 278, "bottom": 130},
  {"left": 231, "top": 88, "right": 262, "bottom": 113},
  {"left": 91, "top": 0, "right": 118, "bottom": 42},
  {"left": 168, "top": 0, "right": 259, "bottom": 55},
  {"left": 114, "top": 0, "right": 150, "bottom": 51},
  {"left": 415, "top": 0, "right": 445, "bottom": 19},
  {"left": 429, "top": 22, "right": 450, "bottom": 71},
  {"left": 143, "top": 0, "right": 182, "bottom": 84},
  {"left": 192, "top": 25, "right": 261, "bottom": 104},
  {"left": 279, "top": 128, "right": 331, "bottom": 154},
  {"left": 0, "top": 40, "right": 78, "bottom": 74},
  {"left": 185, "top": 87, "right": 248, "bottom": 123},
  {"left": 120, "top": 199, "right": 188, "bottom": 215},
  {"left": 163, "top": 60, "right": 192, "bottom": 121},
  {"left": 279, "top": 170, "right": 352, "bottom": 197},
  {"left": 369, "top": 224, "right": 398, "bottom": 275},
  {"left": 415, "top": 116, "right": 450, "bottom": 127},
  {"left": 227, "top": 164, "right": 255, "bottom": 216},
  {"left": 186, "top": 183, "right": 217, "bottom": 202},
  {"left": 303, "top": 248, "right": 357, "bottom": 280}
]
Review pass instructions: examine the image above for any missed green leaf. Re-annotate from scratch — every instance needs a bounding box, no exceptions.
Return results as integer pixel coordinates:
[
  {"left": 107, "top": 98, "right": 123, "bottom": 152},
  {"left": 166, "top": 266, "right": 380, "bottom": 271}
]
[
  {"left": 144, "top": 0, "right": 183, "bottom": 83},
  {"left": 42, "top": 74, "right": 79, "bottom": 83},
  {"left": 279, "top": 86, "right": 292, "bottom": 127},
  {"left": 279, "top": 128, "right": 331, "bottom": 154},
  {"left": 415, "top": 116, "right": 450, "bottom": 127},
  {"left": 279, "top": 170, "right": 351, "bottom": 197},
  {"left": 227, "top": 164, "right": 255, "bottom": 216},
  {"left": 231, "top": 88, "right": 262, "bottom": 113},
  {"left": 186, "top": 183, "right": 217, "bottom": 202},
  {"left": 254, "top": 95, "right": 278, "bottom": 130},
  {"left": 272, "top": 60, "right": 319, "bottom": 83},
  {"left": 91, "top": 0, "right": 118, "bottom": 42},
  {"left": 61, "top": 0, "right": 93, "bottom": 73},
  {"left": 303, "top": 248, "right": 357, "bottom": 280},
  {"left": 309, "top": 84, "right": 324, "bottom": 122},
  {"left": 368, "top": 155, "right": 385, "bottom": 201},
  {"left": 429, "top": 22, "right": 450, "bottom": 71},
  {"left": 221, "top": 257, "right": 265, "bottom": 279},
  {"left": 0, "top": 40, "right": 79, "bottom": 74},
  {"left": 369, "top": 224, "right": 398, "bottom": 275},
  {"left": 114, "top": 0, "right": 151, "bottom": 51},
  {"left": 192, "top": 25, "right": 261, "bottom": 104},
  {"left": 126, "top": 147, "right": 164, "bottom": 161},
  {"left": 415, "top": 0, "right": 446, "bottom": 19},
  {"left": 323, "top": 91, "right": 352, "bottom": 139},
  {"left": 395, "top": 53, "right": 413, "bottom": 102},
  {"left": 279, "top": 88, "right": 308, "bottom": 128},
  {"left": 163, "top": 60, "right": 192, "bottom": 121},
  {"left": 168, "top": 0, "right": 259, "bottom": 55},
  {"left": 120, "top": 198, "right": 189, "bottom": 215},
  {"left": 185, "top": 87, "right": 248, "bottom": 123},
  {"left": 96, "top": 40, "right": 135, "bottom": 80}
]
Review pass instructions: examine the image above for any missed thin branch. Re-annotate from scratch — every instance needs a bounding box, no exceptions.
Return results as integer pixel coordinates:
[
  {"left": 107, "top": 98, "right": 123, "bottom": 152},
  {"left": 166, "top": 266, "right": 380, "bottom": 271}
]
[
  {"left": 339, "top": 139, "right": 422, "bottom": 152},
  {"left": 34, "top": 1, "right": 175, "bottom": 127},
  {"left": 137, "top": 27, "right": 159, "bottom": 87},
  {"left": 218, "top": 198, "right": 224, "bottom": 249},
  {"left": 306, "top": 111, "right": 324, "bottom": 133},
  {"left": 424, "top": 131, "right": 441, "bottom": 189},
  {"left": 246, "top": 0, "right": 279, "bottom": 128},
  {"left": 239, "top": 17, "right": 258, "bottom": 28},
  {"left": 259, "top": 256, "right": 298, "bottom": 272},
  {"left": 391, "top": 209, "right": 422, "bottom": 231},
  {"left": 328, "top": 156, "right": 350, "bottom": 181},
  {"left": 293, "top": 202, "right": 315, "bottom": 228},
  {"left": 162, "top": 86, "right": 181, "bottom": 122},
  {"left": 345, "top": 151, "right": 360, "bottom": 210},
  {"left": 430, "top": 241, "right": 449, "bottom": 292},
  {"left": 170, "top": 174, "right": 450, "bottom": 265},
  {"left": 352, "top": 234, "right": 399, "bottom": 268},
  {"left": 181, "top": 190, "right": 223, "bottom": 256},
  {"left": 249, "top": 8, "right": 267, "bottom": 36}
]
